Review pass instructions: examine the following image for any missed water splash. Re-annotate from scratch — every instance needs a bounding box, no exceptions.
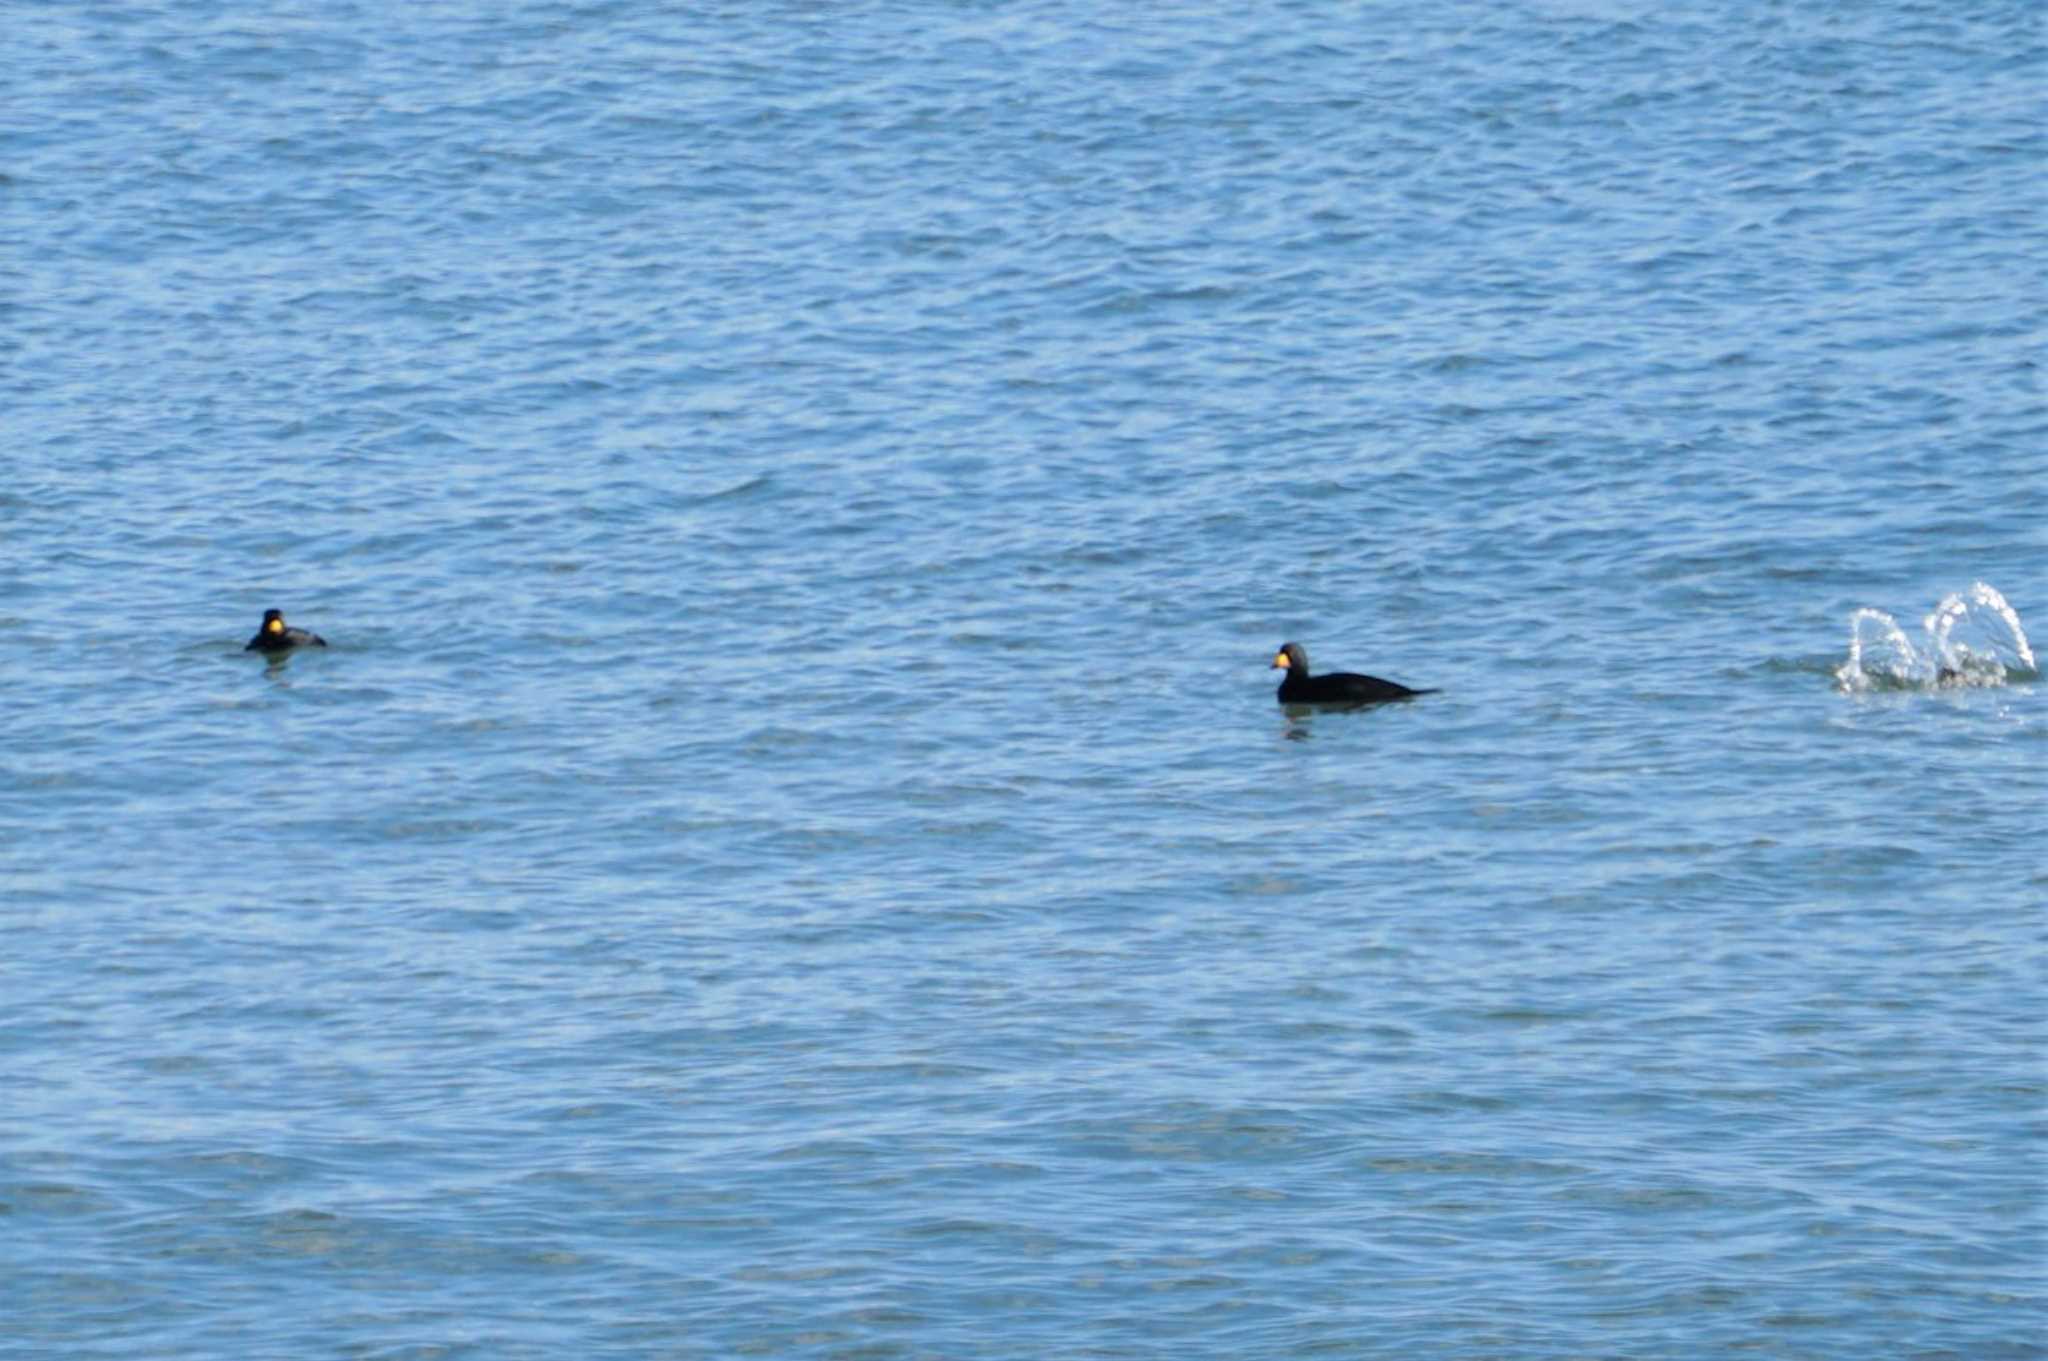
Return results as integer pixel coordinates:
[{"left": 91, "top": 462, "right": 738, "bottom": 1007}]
[{"left": 1835, "top": 582, "right": 2036, "bottom": 692}]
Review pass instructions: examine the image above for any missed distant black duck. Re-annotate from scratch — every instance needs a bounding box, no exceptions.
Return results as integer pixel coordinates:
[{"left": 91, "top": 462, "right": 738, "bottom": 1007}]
[
  {"left": 1272, "top": 641, "right": 1432, "bottom": 706},
  {"left": 245, "top": 608, "right": 327, "bottom": 654}
]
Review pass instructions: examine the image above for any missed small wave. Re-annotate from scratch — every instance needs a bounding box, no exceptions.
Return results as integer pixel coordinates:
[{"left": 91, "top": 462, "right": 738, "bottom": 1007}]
[
  {"left": 695, "top": 473, "right": 776, "bottom": 504},
  {"left": 1835, "top": 582, "right": 2035, "bottom": 692}
]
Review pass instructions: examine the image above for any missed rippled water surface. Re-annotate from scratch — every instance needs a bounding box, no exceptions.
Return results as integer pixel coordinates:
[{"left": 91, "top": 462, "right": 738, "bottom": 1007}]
[{"left": 4, "top": 1, "right": 2043, "bottom": 1356}]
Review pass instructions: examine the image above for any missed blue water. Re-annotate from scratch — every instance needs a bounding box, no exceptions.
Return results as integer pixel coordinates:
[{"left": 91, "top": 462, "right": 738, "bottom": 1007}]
[{"left": 3, "top": 1, "right": 2043, "bottom": 1356}]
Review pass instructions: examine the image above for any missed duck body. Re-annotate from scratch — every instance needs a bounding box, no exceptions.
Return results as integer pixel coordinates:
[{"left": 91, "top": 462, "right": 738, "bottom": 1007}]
[
  {"left": 245, "top": 608, "right": 327, "bottom": 654},
  {"left": 1272, "top": 641, "right": 1431, "bottom": 706}
]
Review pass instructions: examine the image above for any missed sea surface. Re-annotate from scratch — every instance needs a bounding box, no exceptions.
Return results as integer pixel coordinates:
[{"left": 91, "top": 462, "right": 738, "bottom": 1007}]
[{"left": 2, "top": 1, "right": 2043, "bottom": 1357}]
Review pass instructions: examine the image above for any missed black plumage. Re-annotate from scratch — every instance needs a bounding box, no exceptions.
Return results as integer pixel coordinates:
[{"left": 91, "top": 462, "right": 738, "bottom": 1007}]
[
  {"left": 1271, "top": 641, "right": 1432, "bottom": 706},
  {"left": 245, "top": 608, "right": 327, "bottom": 654}
]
